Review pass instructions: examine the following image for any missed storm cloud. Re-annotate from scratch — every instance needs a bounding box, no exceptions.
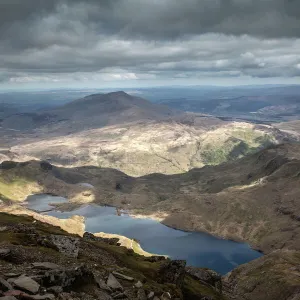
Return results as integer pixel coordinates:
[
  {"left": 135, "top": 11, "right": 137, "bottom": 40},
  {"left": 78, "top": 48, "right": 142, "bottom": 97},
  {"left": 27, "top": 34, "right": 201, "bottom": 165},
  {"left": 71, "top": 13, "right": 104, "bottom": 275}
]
[{"left": 0, "top": 0, "right": 300, "bottom": 86}]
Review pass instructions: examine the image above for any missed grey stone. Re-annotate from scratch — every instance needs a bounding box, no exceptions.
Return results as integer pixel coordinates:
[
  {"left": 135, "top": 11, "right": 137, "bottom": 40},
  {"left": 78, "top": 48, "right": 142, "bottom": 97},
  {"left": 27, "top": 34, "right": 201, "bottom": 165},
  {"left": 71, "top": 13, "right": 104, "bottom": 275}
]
[
  {"left": 0, "top": 249, "right": 11, "bottom": 258},
  {"left": 95, "top": 290, "right": 113, "bottom": 300},
  {"left": 3, "top": 273, "right": 22, "bottom": 278},
  {"left": 107, "top": 274, "right": 123, "bottom": 291},
  {"left": 32, "top": 262, "right": 61, "bottom": 270},
  {"left": 159, "top": 260, "right": 186, "bottom": 287},
  {"left": 38, "top": 235, "right": 79, "bottom": 258},
  {"left": 147, "top": 291, "right": 155, "bottom": 299},
  {"left": 0, "top": 276, "right": 13, "bottom": 291},
  {"left": 49, "top": 235, "right": 79, "bottom": 258},
  {"left": 94, "top": 275, "right": 112, "bottom": 293},
  {"left": 112, "top": 271, "right": 134, "bottom": 282},
  {"left": 41, "top": 265, "right": 93, "bottom": 288},
  {"left": 185, "top": 266, "right": 222, "bottom": 293},
  {"left": 47, "top": 286, "right": 63, "bottom": 295},
  {"left": 134, "top": 281, "right": 143, "bottom": 288},
  {"left": 12, "top": 276, "right": 40, "bottom": 294},
  {"left": 160, "top": 292, "right": 171, "bottom": 300},
  {"left": 30, "top": 295, "right": 56, "bottom": 300},
  {"left": 0, "top": 297, "right": 18, "bottom": 300},
  {"left": 112, "top": 292, "right": 126, "bottom": 299},
  {"left": 137, "top": 289, "right": 147, "bottom": 300}
]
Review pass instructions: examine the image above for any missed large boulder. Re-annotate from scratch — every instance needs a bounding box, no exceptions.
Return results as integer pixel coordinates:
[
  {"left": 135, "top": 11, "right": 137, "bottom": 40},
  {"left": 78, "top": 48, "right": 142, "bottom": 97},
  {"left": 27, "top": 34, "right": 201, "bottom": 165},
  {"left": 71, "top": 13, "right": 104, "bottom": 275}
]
[
  {"left": 32, "top": 262, "right": 61, "bottom": 270},
  {"left": 106, "top": 274, "right": 123, "bottom": 291},
  {"left": 41, "top": 265, "right": 94, "bottom": 289},
  {"left": 38, "top": 235, "right": 80, "bottom": 258},
  {"left": 158, "top": 260, "right": 186, "bottom": 287},
  {"left": 185, "top": 267, "right": 222, "bottom": 293},
  {"left": 83, "top": 232, "right": 119, "bottom": 246}
]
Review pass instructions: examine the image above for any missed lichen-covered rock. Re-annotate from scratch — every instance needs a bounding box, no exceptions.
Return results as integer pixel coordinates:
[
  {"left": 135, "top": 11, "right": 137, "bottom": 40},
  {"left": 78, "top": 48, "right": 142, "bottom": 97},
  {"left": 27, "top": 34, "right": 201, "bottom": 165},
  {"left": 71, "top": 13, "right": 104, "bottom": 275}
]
[
  {"left": 159, "top": 260, "right": 186, "bottom": 287},
  {"left": 38, "top": 235, "right": 80, "bottom": 258},
  {"left": 106, "top": 274, "right": 123, "bottom": 291},
  {"left": 83, "top": 232, "right": 119, "bottom": 246},
  {"left": 41, "top": 265, "right": 94, "bottom": 289}
]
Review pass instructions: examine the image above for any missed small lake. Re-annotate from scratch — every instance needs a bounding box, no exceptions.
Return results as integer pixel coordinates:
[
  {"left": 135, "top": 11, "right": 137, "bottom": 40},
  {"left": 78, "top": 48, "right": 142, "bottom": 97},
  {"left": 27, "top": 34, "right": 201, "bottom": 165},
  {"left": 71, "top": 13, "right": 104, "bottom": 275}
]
[{"left": 26, "top": 194, "right": 262, "bottom": 274}]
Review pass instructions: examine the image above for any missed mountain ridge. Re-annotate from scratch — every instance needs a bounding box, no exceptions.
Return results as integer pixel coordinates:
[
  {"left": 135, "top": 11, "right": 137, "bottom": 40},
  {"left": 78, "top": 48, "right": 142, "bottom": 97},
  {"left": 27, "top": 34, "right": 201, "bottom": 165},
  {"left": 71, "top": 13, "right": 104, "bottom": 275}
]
[
  {"left": 2, "top": 142, "right": 300, "bottom": 254},
  {"left": 0, "top": 91, "right": 297, "bottom": 177}
]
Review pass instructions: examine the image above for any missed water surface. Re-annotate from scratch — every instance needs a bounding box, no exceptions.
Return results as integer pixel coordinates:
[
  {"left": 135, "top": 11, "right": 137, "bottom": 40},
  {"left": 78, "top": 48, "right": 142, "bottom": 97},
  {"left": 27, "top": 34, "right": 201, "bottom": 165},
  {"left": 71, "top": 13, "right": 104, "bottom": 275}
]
[{"left": 27, "top": 194, "right": 262, "bottom": 274}]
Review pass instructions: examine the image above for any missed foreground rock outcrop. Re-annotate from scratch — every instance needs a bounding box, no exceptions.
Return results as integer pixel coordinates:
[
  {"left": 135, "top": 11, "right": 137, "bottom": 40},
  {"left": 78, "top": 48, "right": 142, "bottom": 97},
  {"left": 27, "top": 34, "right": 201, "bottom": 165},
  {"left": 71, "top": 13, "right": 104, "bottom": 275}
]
[
  {"left": 223, "top": 250, "right": 300, "bottom": 300},
  {"left": 1, "top": 206, "right": 300, "bottom": 299},
  {"left": 0, "top": 213, "right": 225, "bottom": 300}
]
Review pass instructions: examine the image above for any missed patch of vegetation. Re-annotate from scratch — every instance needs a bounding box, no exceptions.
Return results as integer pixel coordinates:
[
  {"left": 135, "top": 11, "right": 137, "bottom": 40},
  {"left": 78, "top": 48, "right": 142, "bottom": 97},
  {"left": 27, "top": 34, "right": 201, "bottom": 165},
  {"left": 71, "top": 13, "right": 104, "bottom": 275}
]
[
  {"left": 201, "top": 128, "right": 276, "bottom": 165},
  {"left": 201, "top": 142, "right": 235, "bottom": 165},
  {"left": 0, "top": 176, "right": 34, "bottom": 201},
  {"left": 182, "top": 276, "right": 226, "bottom": 300}
]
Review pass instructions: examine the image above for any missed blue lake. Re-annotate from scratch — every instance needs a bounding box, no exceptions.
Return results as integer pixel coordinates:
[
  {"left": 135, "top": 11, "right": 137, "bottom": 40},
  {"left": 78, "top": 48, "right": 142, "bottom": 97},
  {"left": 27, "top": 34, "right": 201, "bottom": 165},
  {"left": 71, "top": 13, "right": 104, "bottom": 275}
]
[{"left": 26, "top": 194, "right": 263, "bottom": 274}]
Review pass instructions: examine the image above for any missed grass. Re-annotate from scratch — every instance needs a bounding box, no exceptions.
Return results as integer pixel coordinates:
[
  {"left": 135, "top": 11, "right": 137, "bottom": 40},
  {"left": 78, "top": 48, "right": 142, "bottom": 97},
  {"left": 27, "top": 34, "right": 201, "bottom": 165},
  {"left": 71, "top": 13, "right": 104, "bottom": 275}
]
[
  {"left": 0, "top": 177, "right": 35, "bottom": 201},
  {"left": 132, "top": 239, "right": 155, "bottom": 257},
  {"left": 201, "top": 127, "right": 275, "bottom": 165},
  {"left": 182, "top": 276, "right": 227, "bottom": 300}
]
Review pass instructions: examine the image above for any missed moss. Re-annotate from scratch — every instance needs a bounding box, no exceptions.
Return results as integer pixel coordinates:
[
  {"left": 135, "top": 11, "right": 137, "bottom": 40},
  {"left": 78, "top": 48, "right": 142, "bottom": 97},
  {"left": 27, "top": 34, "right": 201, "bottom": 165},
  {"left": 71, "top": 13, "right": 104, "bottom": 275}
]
[
  {"left": 201, "top": 128, "right": 275, "bottom": 165},
  {"left": 0, "top": 212, "right": 71, "bottom": 236},
  {"left": 0, "top": 176, "right": 36, "bottom": 201},
  {"left": 182, "top": 276, "right": 227, "bottom": 300}
]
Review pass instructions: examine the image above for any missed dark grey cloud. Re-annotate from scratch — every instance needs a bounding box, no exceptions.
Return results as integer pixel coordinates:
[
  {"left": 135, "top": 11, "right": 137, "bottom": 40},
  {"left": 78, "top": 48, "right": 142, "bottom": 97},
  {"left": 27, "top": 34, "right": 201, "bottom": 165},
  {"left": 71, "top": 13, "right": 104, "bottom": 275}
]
[
  {"left": 0, "top": 0, "right": 299, "bottom": 85},
  {"left": 1, "top": 0, "right": 299, "bottom": 42}
]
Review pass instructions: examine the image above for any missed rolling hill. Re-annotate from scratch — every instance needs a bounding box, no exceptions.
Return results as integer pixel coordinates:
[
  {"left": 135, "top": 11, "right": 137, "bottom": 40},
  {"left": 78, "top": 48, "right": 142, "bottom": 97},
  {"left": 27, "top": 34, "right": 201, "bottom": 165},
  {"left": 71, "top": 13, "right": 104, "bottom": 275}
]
[{"left": 0, "top": 92, "right": 295, "bottom": 176}]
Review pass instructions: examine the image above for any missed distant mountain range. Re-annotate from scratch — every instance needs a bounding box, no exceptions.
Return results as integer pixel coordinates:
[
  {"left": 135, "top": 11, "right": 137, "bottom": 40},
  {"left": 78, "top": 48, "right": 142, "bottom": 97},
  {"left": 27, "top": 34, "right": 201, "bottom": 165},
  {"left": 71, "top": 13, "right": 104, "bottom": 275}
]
[{"left": 1, "top": 91, "right": 295, "bottom": 176}]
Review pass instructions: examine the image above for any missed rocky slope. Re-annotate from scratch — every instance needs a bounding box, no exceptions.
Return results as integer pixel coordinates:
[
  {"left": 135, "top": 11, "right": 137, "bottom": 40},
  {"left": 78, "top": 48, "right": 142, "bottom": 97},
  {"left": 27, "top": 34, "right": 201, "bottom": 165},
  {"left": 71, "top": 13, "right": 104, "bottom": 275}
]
[
  {"left": 0, "top": 212, "right": 226, "bottom": 300},
  {"left": 0, "top": 92, "right": 292, "bottom": 176},
  {"left": 1, "top": 143, "right": 300, "bottom": 254},
  {"left": 1, "top": 212, "right": 300, "bottom": 300},
  {"left": 223, "top": 250, "right": 300, "bottom": 300}
]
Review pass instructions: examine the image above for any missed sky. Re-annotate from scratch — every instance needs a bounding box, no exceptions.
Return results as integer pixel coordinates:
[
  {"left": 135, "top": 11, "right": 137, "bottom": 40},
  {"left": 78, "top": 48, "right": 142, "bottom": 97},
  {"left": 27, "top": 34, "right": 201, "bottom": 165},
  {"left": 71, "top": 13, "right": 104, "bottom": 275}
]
[{"left": 0, "top": 0, "right": 300, "bottom": 90}]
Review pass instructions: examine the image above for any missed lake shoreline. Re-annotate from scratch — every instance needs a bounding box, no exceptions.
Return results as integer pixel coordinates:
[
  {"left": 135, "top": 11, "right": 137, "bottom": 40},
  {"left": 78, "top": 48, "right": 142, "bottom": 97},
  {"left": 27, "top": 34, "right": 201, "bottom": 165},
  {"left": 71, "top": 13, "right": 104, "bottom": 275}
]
[{"left": 24, "top": 194, "right": 263, "bottom": 275}]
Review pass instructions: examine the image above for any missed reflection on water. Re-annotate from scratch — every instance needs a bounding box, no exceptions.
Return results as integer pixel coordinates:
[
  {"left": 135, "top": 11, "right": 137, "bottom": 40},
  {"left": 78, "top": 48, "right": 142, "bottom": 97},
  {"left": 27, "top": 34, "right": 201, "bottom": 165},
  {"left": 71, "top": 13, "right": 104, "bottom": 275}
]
[{"left": 26, "top": 194, "right": 263, "bottom": 274}]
